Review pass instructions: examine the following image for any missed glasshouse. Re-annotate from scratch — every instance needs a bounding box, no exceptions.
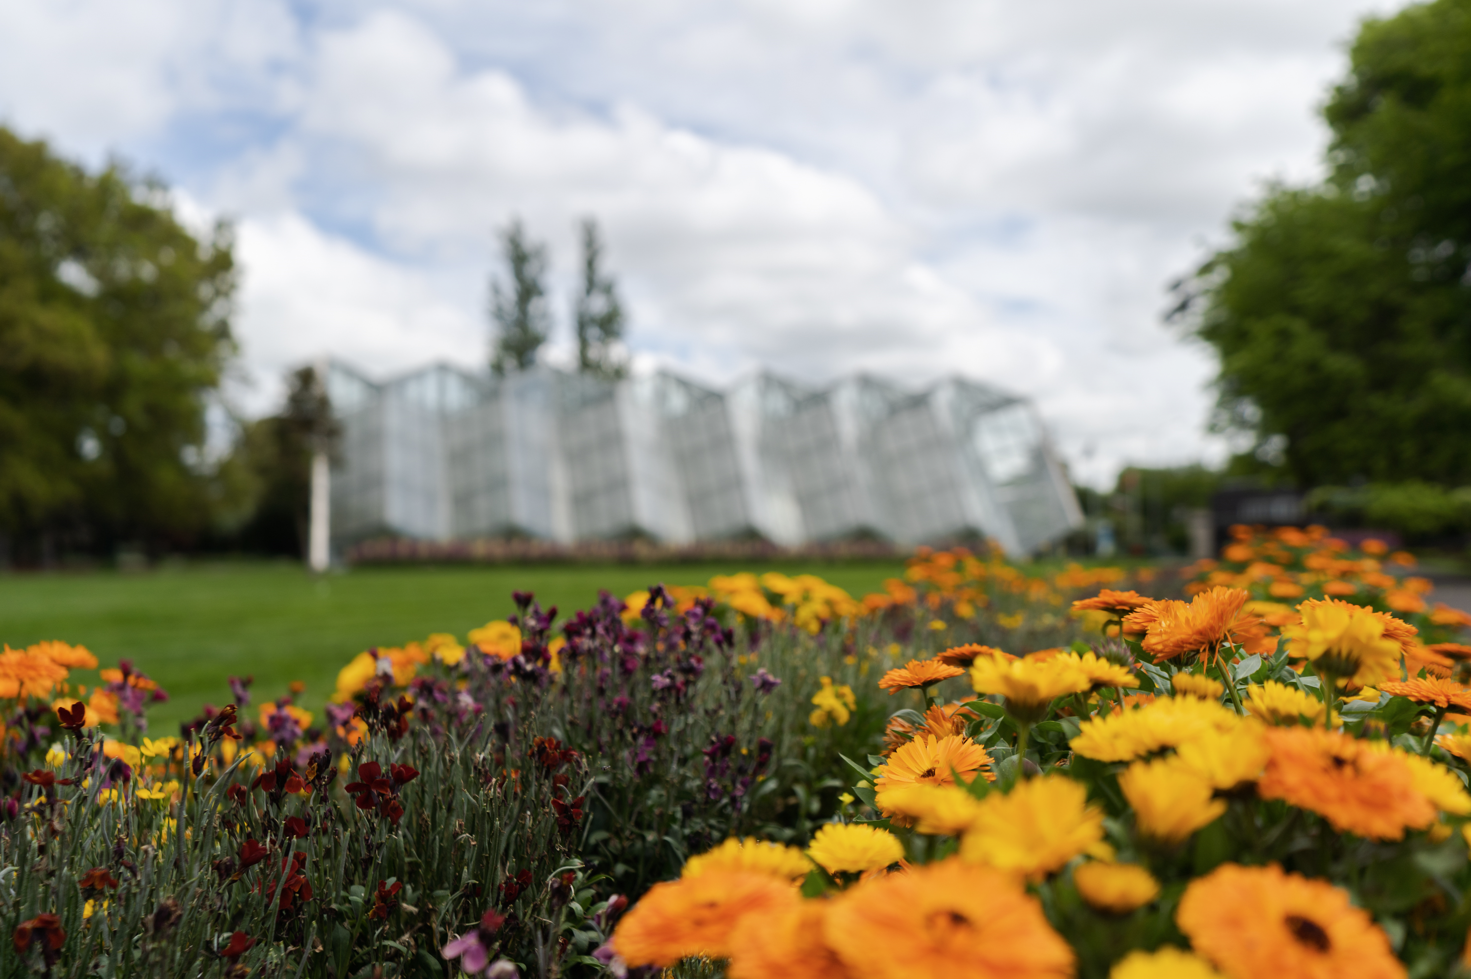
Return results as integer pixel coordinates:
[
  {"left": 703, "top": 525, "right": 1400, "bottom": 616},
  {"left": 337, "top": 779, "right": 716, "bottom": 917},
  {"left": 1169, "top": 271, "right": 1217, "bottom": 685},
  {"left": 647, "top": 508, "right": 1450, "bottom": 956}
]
[{"left": 325, "top": 362, "right": 1082, "bottom": 555}]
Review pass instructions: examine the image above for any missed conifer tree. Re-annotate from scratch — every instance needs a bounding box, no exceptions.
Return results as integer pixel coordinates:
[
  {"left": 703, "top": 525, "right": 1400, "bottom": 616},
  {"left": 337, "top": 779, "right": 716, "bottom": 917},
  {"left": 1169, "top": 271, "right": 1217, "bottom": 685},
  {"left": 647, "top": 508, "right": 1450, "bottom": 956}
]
[
  {"left": 489, "top": 219, "right": 550, "bottom": 375},
  {"left": 574, "top": 218, "right": 628, "bottom": 380}
]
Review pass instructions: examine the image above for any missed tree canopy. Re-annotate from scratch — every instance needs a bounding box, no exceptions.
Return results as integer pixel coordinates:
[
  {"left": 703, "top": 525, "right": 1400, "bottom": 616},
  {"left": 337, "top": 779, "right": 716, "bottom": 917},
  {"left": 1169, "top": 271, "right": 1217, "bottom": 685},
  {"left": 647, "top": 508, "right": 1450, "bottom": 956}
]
[
  {"left": 0, "top": 127, "right": 235, "bottom": 558},
  {"left": 489, "top": 219, "right": 550, "bottom": 375},
  {"left": 1179, "top": 0, "right": 1471, "bottom": 486},
  {"left": 574, "top": 218, "right": 628, "bottom": 380}
]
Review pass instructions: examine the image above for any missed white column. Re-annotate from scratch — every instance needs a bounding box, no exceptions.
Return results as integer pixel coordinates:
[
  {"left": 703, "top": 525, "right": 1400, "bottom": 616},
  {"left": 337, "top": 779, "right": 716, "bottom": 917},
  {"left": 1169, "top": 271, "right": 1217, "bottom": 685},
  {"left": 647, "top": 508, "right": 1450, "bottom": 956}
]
[{"left": 308, "top": 449, "right": 330, "bottom": 572}]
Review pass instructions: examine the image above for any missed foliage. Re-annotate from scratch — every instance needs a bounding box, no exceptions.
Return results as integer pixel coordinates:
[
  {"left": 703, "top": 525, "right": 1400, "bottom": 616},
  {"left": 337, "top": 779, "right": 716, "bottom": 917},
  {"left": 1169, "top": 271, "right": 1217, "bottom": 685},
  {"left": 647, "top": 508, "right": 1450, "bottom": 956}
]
[
  {"left": 0, "top": 125, "right": 236, "bottom": 556},
  {"left": 1309, "top": 482, "right": 1471, "bottom": 542},
  {"left": 573, "top": 219, "right": 627, "bottom": 381},
  {"left": 489, "top": 219, "right": 551, "bottom": 375},
  {"left": 1176, "top": 0, "right": 1471, "bottom": 486},
  {"left": 610, "top": 537, "right": 1471, "bottom": 979}
]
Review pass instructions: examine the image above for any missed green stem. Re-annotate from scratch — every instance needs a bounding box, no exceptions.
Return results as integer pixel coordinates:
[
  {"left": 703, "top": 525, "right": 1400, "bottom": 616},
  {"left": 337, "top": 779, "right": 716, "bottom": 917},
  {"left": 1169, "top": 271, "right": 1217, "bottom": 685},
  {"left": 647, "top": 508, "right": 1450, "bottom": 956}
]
[
  {"left": 1014, "top": 721, "right": 1032, "bottom": 783},
  {"left": 1223, "top": 665, "right": 1246, "bottom": 717},
  {"left": 1423, "top": 705, "right": 1448, "bottom": 757},
  {"left": 1319, "top": 668, "right": 1338, "bottom": 730}
]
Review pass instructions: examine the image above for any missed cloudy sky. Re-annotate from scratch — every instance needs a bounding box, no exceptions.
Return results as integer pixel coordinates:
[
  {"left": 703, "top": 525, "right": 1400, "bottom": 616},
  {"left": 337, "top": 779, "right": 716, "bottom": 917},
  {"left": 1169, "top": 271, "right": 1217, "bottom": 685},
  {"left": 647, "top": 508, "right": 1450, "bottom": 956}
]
[{"left": 0, "top": 0, "right": 1403, "bottom": 485}]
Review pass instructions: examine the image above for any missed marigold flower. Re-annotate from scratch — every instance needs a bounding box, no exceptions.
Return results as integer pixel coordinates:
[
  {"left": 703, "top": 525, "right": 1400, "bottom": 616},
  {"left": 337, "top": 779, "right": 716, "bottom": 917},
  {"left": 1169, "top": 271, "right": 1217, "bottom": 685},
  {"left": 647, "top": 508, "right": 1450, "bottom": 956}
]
[
  {"left": 806, "top": 823, "right": 905, "bottom": 875},
  {"left": 875, "top": 783, "right": 983, "bottom": 835},
  {"left": 1119, "top": 756, "right": 1225, "bottom": 843},
  {"left": 1109, "top": 947, "right": 1222, "bottom": 979},
  {"left": 468, "top": 621, "right": 523, "bottom": 660},
  {"left": 880, "top": 703, "right": 977, "bottom": 755},
  {"left": 1284, "top": 598, "right": 1415, "bottom": 687},
  {"left": 29, "top": 641, "right": 98, "bottom": 669},
  {"left": 1403, "top": 642, "right": 1454, "bottom": 678},
  {"left": 874, "top": 735, "right": 992, "bottom": 797},
  {"left": 1435, "top": 730, "right": 1471, "bottom": 763},
  {"left": 1258, "top": 726, "right": 1435, "bottom": 840},
  {"left": 682, "top": 837, "right": 812, "bottom": 882},
  {"left": 1430, "top": 642, "right": 1471, "bottom": 661},
  {"left": 1175, "top": 723, "right": 1269, "bottom": 791},
  {"left": 1059, "top": 651, "right": 1138, "bottom": 690},
  {"left": 1073, "top": 861, "right": 1159, "bottom": 914},
  {"left": 1125, "top": 588, "right": 1270, "bottom": 665},
  {"left": 1380, "top": 676, "right": 1471, "bottom": 710},
  {"left": 810, "top": 677, "right": 856, "bottom": 727},
  {"left": 727, "top": 900, "right": 849, "bottom": 979},
  {"left": 969, "top": 654, "right": 1090, "bottom": 723},
  {"left": 935, "top": 644, "right": 1009, "bottom": 668},
  {"left": 1177, "top": 864, "right": 1405, "bottom": 979},
  {"left": 1171, "top": 673, "right": 1224, "bottom": 700},
  {"left": 1389, "top": 749, "right": 1471, "bottom": 816},
  {"left": 610, "top": 870, "right": 798, "bottom": 967},
  {"left": 823, "top": 858, "right": 1074, "bottom": 979},
  {"left": 959, "top": 775, "right": 1104, "bottom": 880},
  {"left": 1072, "top": 589, "right": 1154, "bottom": 616},
  {"left": 878, "top": 658, "right": 964, "bottom": 693},
  {"left": 0, "top": 647, "right": 70, "bottom": 700},
  {"left": 1245, "top": 681, "right": 1325, "bottom": 726},
  {"left": 1070, "top": 696, "right": 1241, "bottom": 763}
]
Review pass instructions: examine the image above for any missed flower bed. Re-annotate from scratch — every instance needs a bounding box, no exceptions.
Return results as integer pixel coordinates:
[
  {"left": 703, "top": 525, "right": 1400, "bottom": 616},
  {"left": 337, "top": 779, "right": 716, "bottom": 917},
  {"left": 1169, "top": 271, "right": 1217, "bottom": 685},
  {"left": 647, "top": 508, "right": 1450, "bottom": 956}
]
[{"left": 19, "top": 536, "right": 1461, "bottom": 977}]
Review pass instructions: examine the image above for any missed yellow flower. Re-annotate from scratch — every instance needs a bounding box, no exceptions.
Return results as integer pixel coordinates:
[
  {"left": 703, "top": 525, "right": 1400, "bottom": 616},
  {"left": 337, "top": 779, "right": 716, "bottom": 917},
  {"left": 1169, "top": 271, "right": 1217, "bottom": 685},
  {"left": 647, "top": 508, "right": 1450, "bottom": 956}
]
[
  {"left": 1119, "top": 756, "right": 1225, "bottom": 843},
  {"left": 805, "top": 823, "right": 905, "bottom": 875},
  {"left": 1171, "top": 673, "right": 1224, "bottom": 700},
  {"left": 1070, "top": 696, "right": 1241, "bottom": 763},
  {"left": 959, "top": 775, "right": 1105, "bottom": 880},
  {"left": 45, "top": 744, "right": 69, "bottom": 768},
  {"left": 1073, "top": 861, "right": 1160, "bottom": 913},
  {"left": 969, "top": 653, "right": 1091, "bottom": 723},
  {"left": 874, "top": 734, "right": 993, "bottom": 795},
  {"left": 875, "top": 783, "right": 984, "bottom": 835},
  {"left": 468, "top": 621, "right": 522, "bottom": 660},
  {"left": 139, "top": 736, "right": 179, "bottom": 759},
  {"left": 1283, "top": 598, "right": 1410, "bottom": 686},
  {"left": 682, "top": 838, "right": 813, "bottom": 882},
  {"left": 1060, "top": 651, "right": 1138, "bottom": 690},
  {"left": 1174, "top": 723, "right": 1269, "bottom": 791},
  {"left": 809, "top": 677, "right": 856, "bottom": 728},
  {"left": 135, "top": 780, "right": 181, "bottom": 802},
  {"left": 1391, "top": 749, "right": 1471, "bottom": 816},
  {"left": 1110, "top": 947, "right": 1222, "bottom": 979},
  {"left": 426, "top": 632, "right": 466, "bottom": 666},
  {"left": 102, "top": 740, "right": 142, "bottom": 769},
  {"left": 1435, "top": 731, "right": 1471, "bottom": 763},
  {"left": 334, "top": 652, "right": 378, "bottom": 701},
  {"left": 1245, "top": 680, "right": 1326, "bottom": 725}
]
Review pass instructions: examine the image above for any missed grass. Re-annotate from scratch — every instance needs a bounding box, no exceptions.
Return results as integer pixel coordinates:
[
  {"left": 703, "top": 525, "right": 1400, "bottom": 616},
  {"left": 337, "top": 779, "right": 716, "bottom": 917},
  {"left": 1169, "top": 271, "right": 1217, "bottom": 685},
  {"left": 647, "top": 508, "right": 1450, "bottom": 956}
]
[{"left": 0, "top": 558, "right": 908, "bottom": 735}]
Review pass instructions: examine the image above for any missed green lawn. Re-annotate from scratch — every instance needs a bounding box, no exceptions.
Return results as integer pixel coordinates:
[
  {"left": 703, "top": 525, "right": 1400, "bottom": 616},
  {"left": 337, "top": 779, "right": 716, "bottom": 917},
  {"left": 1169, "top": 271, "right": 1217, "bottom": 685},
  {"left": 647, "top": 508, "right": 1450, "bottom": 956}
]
[{"left": 0, "top": 559, "right": 907, "bottom": 735}]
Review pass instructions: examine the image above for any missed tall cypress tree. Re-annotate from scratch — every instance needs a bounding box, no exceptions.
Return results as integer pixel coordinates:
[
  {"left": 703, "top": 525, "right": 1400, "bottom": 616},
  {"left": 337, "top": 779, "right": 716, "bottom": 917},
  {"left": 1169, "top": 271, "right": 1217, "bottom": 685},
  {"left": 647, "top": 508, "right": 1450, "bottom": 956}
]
[
  {"left": 489, "top": 219, "right": 550, "bottom": 375},
  {"left": 574, "top": 218, "right": 628, "bottom": 380}
]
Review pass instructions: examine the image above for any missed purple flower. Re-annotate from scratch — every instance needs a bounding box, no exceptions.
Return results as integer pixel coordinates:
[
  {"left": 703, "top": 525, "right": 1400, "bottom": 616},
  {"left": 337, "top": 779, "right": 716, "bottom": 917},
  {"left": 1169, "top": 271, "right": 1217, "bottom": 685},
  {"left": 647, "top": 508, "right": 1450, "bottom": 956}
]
[
  {"left": 484, "top": 961, "right": 520, "bottom": 979},
  {"left": 651, "top": 670, "right": 676, "bottom": 691},
  {"left": 442, "top": 932, "right": 489, "bottom": 975},
  {"left": 593, "top": 943, "right": 628, "bottom": 979},
  {"left": 324, "top": 702, "right": 357, "bottom": 729},
  {"left": 750, "top": 668, "right": 782, "bottom": 693},
  {"left": 228, "top": 675, "right": 253, "bottom": 708}
]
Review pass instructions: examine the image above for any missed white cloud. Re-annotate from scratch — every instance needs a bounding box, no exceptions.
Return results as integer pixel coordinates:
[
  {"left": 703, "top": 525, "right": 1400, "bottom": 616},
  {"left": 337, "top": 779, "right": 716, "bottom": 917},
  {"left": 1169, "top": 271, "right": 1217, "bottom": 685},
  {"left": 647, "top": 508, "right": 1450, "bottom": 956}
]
[{"left": 0, "top": 0, "right": 1414, "bottom": 487}]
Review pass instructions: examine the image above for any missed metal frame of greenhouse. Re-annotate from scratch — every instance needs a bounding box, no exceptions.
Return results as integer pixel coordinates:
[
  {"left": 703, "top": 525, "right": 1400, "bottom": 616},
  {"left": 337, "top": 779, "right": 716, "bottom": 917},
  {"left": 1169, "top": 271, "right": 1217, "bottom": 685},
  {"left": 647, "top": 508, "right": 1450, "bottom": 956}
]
[{"left": 324, "top": 361, "right": 1083, "bottom": 556}]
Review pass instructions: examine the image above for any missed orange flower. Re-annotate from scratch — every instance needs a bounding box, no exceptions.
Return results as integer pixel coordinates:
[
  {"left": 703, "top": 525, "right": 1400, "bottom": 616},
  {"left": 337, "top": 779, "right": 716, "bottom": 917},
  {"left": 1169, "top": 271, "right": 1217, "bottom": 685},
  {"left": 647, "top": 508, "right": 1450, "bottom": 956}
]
[
  {"left": 0, "top": 647, "right": 70, "bottom": 700},
  {"left": 29, "top": 641, "right": 98, "bottom": 669},
  {"left": 1124, "top": 588, "right": 1270, "bottom": 665},
  {"left": 878, "top": 659, "right": 965, "bottom": 693},
  {"left": 728, "top": 900, "right": 850, "bottom": 979},
  {"left": 88, "top": 689, "right": 120, "bottom": 726},
  {"left": 823, "top": 859, "right": 1074, "bottom": 979},
  {"left": 1071, "top": 590, "right": 1154, "bottom": 615},
  {"left": 1429, "top": 643, "right": 1471, "bottom": 662},
  {"left": 1379, "top": 677, "right": 1471, "bottom": 711},
  {"left": 610, "top": 870, "right": 798, "bottom": 967},
  {"left": 98, "top": 668, "right": 157, "bottom": 691},
  {"left": 1403, "top": 643, "right": 1454, "bottom": 679},
  {"left": 874, "top": 735, "right": 992, "bottom": 797},
  {"left": 936, "top": 644, "right": 1009, "bottom": 668},
  {"left": 1431, "top": 603, "right": 1471, "bottom": 629},
  {"left": 1177, "top": 864, "right": 1405, "bottom": 979},
  {"left": 1258, "top": 726, "right": 1434, "bottom": 840}
]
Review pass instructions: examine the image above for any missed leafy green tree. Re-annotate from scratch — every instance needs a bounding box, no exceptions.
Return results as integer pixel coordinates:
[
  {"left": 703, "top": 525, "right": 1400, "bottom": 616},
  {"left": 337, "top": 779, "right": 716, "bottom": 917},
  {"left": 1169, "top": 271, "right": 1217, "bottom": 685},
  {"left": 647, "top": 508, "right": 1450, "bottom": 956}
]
[
  {"left": 574, "top": 218, "right": 628, "bottom": 379},
  {"left": 489, "top": 219, "right": 550, "bottom": 374},
  {"left": 0, "top": 127, "right": 235, "bottom": 559},
  {"left": 1176, "top": 0, "right": 1471, "bottom": 486}
]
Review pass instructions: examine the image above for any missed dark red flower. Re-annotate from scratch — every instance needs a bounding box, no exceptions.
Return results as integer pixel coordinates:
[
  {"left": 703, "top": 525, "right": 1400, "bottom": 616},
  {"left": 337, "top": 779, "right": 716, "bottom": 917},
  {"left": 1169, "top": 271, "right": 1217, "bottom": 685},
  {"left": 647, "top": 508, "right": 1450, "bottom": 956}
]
[
  {"left": 77, "top": 867, "right": 119, "bottom": 892},
  {"left": 344, "top": 761, "right": 392, "bottom": 811},
  {"left": 56, "top": 702, "right": 87, "bottom": 731},
  {"left": 390, "top": 763, "right": 418, "bottom": 787},
  {"left": 13, "top": 913, "right": 65, "bottom": 958},
  {"left": 381, "top": 798, "right": 405, "bottom": 826},
  {"left": 220, "top": 931, "right": 255, "bottom": 958},
  {"left": 500, "top": 869, "right": 533, "bottom": 902},
  {"left": 368, "top": 879, "right": 402, "bottom": 919},
  {"left": 225, "top": 783, "right": 249, "bottom": 806},
  {"left": 550, "top": 795, "right": 584, "bottom": 834},
  {"left": 480, "top": 909, "right": 507, "bottom": 935},
  {"left": 283, "top": 816, "right": 309, "bottom": 839},
  {"left": 238, "top": 839, "right": 269, "bottom": 870}
]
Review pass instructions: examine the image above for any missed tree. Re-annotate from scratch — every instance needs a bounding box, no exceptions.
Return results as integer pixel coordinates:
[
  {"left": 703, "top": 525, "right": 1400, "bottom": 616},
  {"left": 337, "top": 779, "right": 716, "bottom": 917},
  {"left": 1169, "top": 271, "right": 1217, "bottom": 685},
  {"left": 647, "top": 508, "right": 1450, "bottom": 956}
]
[
  {"left": 1174, "top": 0, "right": 1471, "bottom": 487},
  {"left": 0, "top": 126, "right": 236, "bottom": 560},
  {"left": 574, "top": 218, "right": 628, "bottom": 379},
  {"left": 489, "top": 219, "right": 550, "bottom": 375}
]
